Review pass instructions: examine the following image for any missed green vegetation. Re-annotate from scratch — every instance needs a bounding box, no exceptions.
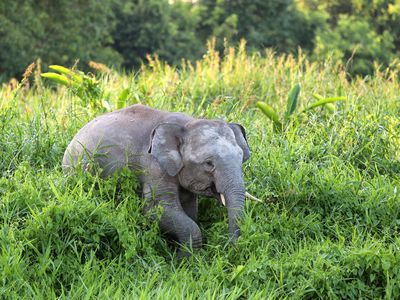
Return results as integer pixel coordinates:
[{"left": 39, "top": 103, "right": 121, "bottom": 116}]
[
  {"left": 0, "top": 0, "right": 122, "bottom": 82},
  {"left": 2, "top": 0, "right": 400, "bottom": 81},
  {"left": 257, "top": 84, "right": 346, "bottom": 132},
  {"left": 1, "top": 43, "right": 400, "bottom": 298}
]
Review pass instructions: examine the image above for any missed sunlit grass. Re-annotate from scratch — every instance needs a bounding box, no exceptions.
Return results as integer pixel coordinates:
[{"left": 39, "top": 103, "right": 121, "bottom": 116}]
[{"left": 1, "top": 41, "right": 400, "bottom": 298}]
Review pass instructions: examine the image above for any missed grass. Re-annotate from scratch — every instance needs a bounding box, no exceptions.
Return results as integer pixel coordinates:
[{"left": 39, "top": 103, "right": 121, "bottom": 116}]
[{"left": 1, "top": 41, "right": 400, "bottom": 298}]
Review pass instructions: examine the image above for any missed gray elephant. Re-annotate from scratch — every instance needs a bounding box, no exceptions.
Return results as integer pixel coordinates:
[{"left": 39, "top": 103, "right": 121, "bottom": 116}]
[{"left": 63, "top": 104, "right": 250, "bottom": 257}]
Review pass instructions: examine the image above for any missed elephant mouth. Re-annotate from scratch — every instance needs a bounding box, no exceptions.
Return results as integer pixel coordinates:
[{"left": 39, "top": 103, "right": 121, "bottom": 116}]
[
  {"left": 210, "top": 182, "right": 218, "bottom": 195},
  {"left": 198, "top": 183, "right": 224, "bottom": 205},
  {"left": 195, "top": 182, "right": 218, "bottom": 197}
]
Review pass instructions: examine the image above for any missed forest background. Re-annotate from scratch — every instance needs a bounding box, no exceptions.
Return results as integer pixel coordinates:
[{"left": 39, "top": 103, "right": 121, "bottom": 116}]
[{"left": 2, "top": 0, "right": 400, "bottom": 81}]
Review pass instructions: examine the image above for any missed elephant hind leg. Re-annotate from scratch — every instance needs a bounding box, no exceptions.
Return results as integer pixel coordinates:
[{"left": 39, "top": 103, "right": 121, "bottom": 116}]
[{"left": 159, "top": 206, "right": 202, "bottom": 257}]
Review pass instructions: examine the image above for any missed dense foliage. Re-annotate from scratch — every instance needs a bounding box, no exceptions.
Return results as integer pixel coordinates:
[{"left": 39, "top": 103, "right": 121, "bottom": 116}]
[
  {"left": 1, "top": 43, "right": 399, "bottom": 298},
  {"left": 113, "top": 0, "right": 202, "bottom": 68},
  {"left": 1, "top": 0, "right": 400, "bottom": 80},
  {"left": 0, "top": 0, "right": 122, "bottom": 82}
]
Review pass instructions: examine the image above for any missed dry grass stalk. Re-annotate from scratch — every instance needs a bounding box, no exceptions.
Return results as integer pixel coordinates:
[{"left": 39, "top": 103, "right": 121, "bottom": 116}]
[
  {"left": 89, "top": 61, "right": 110, "bottom": 73},
  {"left": 34, "top": 58, "right": 42, "bottom": 90},
  {"left": 22, "top": 62, "right": 36, "bottom": 89},
  {"left": 71, "top": 59, "right": 80, "bottom": 72},
  {"left": 8, "top": 78, "right": 19, "bottom": 91}
]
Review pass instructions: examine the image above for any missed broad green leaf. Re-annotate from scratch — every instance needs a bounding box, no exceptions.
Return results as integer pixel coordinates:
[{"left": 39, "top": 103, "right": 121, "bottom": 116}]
[
  {"left": 257, "top": 102, "right": 281, "bottom": 124},
  {"left": 49, "top": 65, "right": 84, "bottom": 83},
  {"left": 256, "top": 101, "right": 283, "bottom": 131},
  {"left": 285, "top": 83, "right": 301, "bottom": 120},
  {"left": 306, "top": 96, "right": 346, "bottom": 110},
  {"left": 312, "top": 93, "right": 324, "bottom": 100},
  {"left": 321, "top": 96, "right": 347, "bottom": 102},
  {"left": 325, "top": 103, "right": 335, "bottom": 113},
  {"left": 41, "top": 73, "right": 72, "bottom": 86}
]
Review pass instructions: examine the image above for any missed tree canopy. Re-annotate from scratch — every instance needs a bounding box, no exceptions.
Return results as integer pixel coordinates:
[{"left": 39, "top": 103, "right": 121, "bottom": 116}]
[{"left": 1, "top": 0, "right": 399, "bottom": 80}]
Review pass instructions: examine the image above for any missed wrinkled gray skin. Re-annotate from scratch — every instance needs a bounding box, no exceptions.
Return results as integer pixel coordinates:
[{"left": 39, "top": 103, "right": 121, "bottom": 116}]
[{"left": 63, "top": 104, "right": 250, "bottom": 258}]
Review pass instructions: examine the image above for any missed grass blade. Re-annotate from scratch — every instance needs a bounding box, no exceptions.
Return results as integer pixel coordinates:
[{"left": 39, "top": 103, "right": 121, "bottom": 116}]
[
  {"left": 230, "top": 265, "right": 245, "bottom": 282},
  {"left": 117, "top": 88, "right": 130, "bottom": 109}
]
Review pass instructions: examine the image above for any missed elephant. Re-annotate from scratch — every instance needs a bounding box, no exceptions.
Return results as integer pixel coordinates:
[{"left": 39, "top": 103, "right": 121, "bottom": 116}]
[{"left": 62, "top": 104, "right": 250, "bottom": 258}]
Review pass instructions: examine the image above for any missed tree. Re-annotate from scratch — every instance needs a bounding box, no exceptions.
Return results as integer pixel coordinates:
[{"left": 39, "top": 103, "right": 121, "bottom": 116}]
[
  {"left": 303, "top": 0, "right": 399, "bottom": 75},
  {"left": 314, "top": 15, "right": 395, "bottom": 75},
  {"left": 113, "top": 0, "right": 202, "bottom": 68},
  {"left": 196, "top": 0, "right": 319, "bottom": 53},
  {"left": 0, "top": 0, "right": 122, "bottom": 80}
]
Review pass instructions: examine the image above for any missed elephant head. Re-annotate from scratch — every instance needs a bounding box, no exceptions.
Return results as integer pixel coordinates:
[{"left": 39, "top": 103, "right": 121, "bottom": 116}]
[{"left": 149, "top": 119, "right": 250, "bottom": 242}]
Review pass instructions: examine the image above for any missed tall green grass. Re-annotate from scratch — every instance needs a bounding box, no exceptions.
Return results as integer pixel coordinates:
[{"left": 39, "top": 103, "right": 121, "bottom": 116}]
[{"left": 1, "top": 41, "right": 400, "bottom": 298}]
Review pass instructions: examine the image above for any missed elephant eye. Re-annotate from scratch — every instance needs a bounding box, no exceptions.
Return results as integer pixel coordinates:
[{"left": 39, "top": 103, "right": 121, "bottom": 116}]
[{"left": 204, "top": 160, "right": 214, "bottom": 169}]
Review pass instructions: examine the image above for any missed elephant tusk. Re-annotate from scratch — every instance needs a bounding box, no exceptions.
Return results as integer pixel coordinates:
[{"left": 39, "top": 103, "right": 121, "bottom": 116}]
[
  {"left": 220, "top": 194, "right": 226, "bottom": 206},
  {"left": 245, "top": 192, "right": 263, "bottom": 203}
]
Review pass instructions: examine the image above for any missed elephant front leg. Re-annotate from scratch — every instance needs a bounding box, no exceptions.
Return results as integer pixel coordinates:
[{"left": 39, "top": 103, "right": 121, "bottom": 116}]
[
  {"left": 159, "top": 205, "right": 202, "bottom": 258},
  {"left": 143, "top": 182, "right": 202, "bottom": 258},
  {"left": 179, "top": 187, "right": 198, "bottom": 222}
]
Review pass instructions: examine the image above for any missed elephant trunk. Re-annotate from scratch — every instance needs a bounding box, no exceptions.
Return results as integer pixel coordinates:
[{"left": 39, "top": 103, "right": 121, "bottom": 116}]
[{"left": 215, "top": 165, "right": 246, "bottom": 243}]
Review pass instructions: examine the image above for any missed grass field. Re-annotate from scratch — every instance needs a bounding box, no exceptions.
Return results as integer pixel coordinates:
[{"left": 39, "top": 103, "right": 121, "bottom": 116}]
[{"left": 1, "top": 42, "right": 400, "bottom": 299}]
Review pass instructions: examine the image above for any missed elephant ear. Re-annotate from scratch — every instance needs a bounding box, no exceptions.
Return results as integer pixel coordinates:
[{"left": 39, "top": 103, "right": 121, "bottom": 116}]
[
  {"left": 148, "top": 123, "right": 185, "bottom": 176},
  {"left": 228, "top": 123, "right": 251, "bottom": 163}
]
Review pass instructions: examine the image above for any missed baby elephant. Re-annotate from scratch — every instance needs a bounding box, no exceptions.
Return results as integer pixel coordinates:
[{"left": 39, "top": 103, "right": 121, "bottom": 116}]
[{"left": 63, "top": 104, "right": 250, "bottom": 257}]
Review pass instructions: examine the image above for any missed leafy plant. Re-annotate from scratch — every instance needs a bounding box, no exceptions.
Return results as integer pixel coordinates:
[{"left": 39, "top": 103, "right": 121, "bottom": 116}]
[
  {"left": 41, "top": 65, "right": 107, "bottom": 110},
  {"left": 307, "top": 93, "right": 346, "bottom": 112},
  {"left": 257, "top": 83, "right": 346, "bottom": 132},
  {"left": 256, "top": 83, "right": 301, "bottom": 132}
]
